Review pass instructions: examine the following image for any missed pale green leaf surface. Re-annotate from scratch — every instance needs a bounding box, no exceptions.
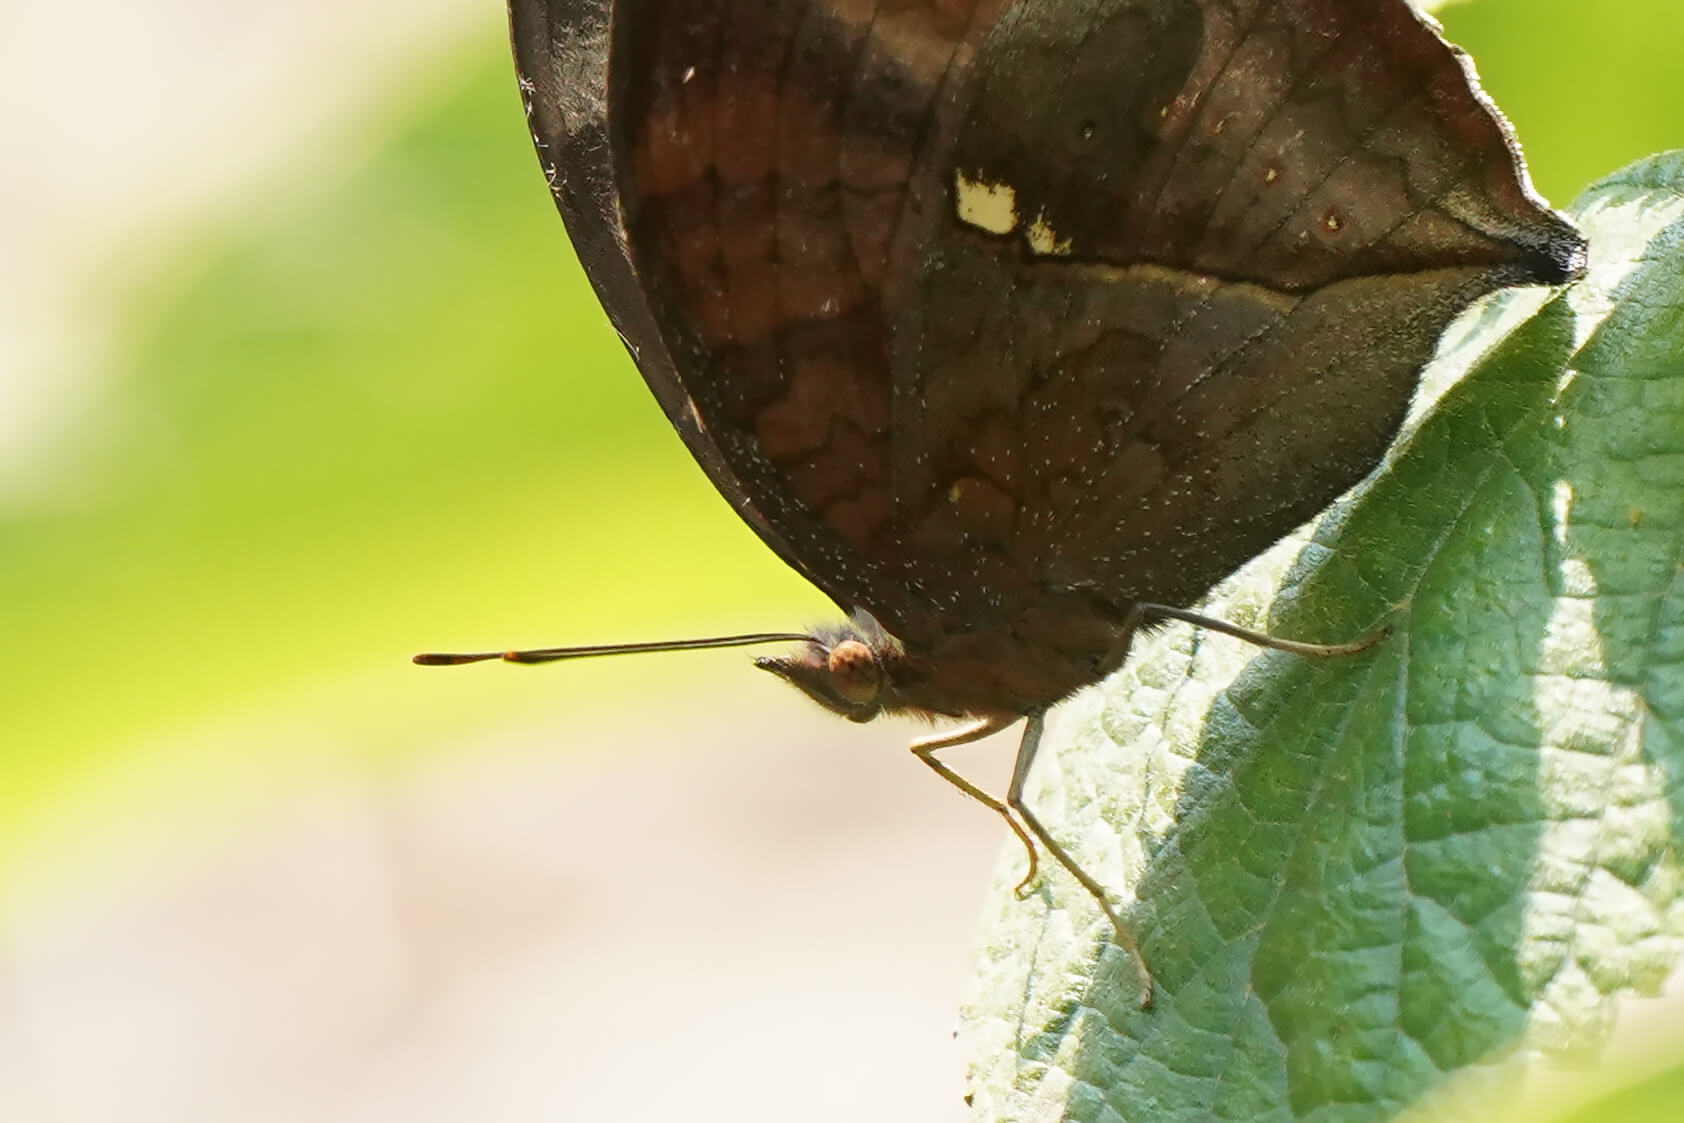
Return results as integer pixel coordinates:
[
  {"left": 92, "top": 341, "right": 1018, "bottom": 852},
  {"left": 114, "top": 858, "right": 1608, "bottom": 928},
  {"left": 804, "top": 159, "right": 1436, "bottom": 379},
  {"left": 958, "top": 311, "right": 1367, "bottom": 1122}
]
[{"left": 959, "top": 153, "right": 1684, "bottom": 1122}]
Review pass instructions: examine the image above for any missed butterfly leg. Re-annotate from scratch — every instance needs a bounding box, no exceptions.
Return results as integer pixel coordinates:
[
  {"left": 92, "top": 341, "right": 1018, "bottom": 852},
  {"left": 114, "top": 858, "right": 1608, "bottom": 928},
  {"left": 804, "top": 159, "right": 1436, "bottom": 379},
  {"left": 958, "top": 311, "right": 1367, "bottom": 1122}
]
[
  {"left": 910, "top": 717, "right": 1041, "bottom": 891},
  {"left": 1008, "top": 711, "right": 1153, "bottom": 1008},
  {"left": 1134, "top": 601, "right": 1388, "bottom": 657}
]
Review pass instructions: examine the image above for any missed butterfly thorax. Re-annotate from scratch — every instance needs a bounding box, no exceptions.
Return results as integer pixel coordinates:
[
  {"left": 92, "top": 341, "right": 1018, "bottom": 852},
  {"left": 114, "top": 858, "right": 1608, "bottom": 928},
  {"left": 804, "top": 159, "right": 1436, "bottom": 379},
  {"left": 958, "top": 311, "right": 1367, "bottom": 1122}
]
[{"left": 756, "top": 596, "right": 1141, "bottom": 724}]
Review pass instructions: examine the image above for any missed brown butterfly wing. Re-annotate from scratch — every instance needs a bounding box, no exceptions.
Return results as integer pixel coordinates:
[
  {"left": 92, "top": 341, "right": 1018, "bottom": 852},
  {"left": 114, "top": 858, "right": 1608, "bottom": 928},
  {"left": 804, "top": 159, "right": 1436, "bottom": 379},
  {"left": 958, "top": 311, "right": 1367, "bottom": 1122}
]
[
  {"left": 902, "top": 0, "right": 1585, "bottom": 611},
  {"left": 507, "top": 0, "right": 835, "bottom": 598},
  {"left": 512, "top": 0, "right": 1582, "bottom": 689},
  {"left": 599, "top": 0, "right": 993, "bottom": 649}
]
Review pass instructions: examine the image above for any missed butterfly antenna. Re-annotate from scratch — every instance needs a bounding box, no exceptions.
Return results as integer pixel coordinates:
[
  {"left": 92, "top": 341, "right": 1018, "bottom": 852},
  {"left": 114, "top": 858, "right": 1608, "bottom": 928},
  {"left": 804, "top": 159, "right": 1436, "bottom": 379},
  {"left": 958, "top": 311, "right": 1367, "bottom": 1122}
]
[{"left": 413, "top": 632, "right": 814, "bottom": 666}]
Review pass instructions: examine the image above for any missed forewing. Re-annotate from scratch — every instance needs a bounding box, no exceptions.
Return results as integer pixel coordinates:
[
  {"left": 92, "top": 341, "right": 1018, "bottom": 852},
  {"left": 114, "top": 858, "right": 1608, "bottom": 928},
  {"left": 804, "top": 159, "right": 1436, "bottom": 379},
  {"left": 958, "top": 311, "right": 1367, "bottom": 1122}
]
[
  {"left": 600, "top": 0, "right": 1033, "bottom": 646},
  {"left": 894, "top": 0, "right": 1583, "bottom": 612},
  {"left": 508, "top": 0, "right": 839, "bottom": 604}
]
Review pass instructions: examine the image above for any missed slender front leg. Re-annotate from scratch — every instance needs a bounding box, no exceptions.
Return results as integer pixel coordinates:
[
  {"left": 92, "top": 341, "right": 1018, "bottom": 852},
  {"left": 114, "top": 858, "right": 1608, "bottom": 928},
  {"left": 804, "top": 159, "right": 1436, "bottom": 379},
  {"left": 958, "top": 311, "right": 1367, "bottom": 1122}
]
[
  {"left": 1008, "top": 711, "right": 1153, "bottom": 1009},
  {"left": 911, "top": 717, "right": 1042, "bottom": 892}
]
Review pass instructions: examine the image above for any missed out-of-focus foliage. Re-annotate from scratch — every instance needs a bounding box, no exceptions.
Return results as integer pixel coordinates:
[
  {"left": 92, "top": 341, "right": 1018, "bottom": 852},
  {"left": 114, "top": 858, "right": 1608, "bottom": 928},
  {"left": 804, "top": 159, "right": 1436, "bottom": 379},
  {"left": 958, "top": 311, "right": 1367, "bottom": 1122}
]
[
  {"left": 1440, "top": 0, "right": 1684, "bottom": 207},
  {"left": 0, "top": 52, "right": 830, "bottom": 868}
]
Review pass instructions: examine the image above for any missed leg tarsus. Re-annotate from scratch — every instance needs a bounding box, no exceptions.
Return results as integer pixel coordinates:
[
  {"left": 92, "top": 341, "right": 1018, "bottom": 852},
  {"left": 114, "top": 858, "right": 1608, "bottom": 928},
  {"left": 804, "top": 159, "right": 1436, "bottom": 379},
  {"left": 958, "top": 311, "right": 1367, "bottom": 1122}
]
[
  {"left": 1011, "top": 859, "right": 1037, "bottom": 899},
  {"left": 1009, "top": 712, "right": 1154, "bottom": 1010}
]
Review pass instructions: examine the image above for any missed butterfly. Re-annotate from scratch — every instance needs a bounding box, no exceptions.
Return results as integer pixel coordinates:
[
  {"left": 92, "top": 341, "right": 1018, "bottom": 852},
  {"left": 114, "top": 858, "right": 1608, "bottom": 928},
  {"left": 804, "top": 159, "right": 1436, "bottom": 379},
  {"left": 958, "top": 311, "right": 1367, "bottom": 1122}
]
[{"left": 422, "top": 0, "right": 1585, "bottom": 1006}]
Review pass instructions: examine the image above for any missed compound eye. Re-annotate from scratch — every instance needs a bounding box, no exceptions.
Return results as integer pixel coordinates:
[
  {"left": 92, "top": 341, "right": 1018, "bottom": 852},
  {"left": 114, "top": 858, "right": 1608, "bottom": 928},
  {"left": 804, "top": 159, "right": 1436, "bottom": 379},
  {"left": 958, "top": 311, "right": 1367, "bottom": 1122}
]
[{"left": 826, "top": 639, "right": 882, "bottom": 706}]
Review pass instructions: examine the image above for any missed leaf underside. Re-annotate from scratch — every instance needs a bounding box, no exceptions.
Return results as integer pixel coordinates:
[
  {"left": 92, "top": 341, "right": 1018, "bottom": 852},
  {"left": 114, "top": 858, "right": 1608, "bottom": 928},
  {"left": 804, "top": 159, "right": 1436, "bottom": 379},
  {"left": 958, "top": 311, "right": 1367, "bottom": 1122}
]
[{"left": 960, "top": 152, "right": 1684, "bottom": 1123}]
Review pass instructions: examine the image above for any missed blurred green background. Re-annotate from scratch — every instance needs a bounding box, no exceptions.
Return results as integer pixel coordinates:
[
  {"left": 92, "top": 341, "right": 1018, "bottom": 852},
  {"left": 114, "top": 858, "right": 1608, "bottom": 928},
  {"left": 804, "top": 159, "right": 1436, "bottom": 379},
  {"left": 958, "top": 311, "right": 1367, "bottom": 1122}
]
[
  {"left": 1, "top": 30, "right": 828, "bottom": 867},
  {"left": 2, "top": 1, "right": 1681, "bottom": 1120}
]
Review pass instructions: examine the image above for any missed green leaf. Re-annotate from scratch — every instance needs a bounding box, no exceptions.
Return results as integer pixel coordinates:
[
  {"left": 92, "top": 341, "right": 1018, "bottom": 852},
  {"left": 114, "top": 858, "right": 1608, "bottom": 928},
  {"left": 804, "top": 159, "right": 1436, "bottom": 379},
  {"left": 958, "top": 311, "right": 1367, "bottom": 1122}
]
[{"left": 959, "top": 152, "right": 1684, "bottom": 1122}]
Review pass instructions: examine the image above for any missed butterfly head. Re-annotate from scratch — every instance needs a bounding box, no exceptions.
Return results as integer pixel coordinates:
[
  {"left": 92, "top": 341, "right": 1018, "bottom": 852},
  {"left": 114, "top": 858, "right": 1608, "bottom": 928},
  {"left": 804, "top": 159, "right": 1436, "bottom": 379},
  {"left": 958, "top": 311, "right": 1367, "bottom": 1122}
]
[{"left": 754, "top": 610, "right": 905, "bottom": 723}]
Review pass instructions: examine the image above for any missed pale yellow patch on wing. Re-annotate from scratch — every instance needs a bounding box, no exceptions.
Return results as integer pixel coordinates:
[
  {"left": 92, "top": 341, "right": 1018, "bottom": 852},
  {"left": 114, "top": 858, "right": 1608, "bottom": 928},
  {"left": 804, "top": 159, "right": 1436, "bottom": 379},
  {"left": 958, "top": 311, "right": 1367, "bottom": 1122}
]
[
  {"left": 954, "top": 170, "right": 1019, "bottom": 236},
  {"left": 1025, "top": 211, "right": 1073, "bottom": 256}
]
